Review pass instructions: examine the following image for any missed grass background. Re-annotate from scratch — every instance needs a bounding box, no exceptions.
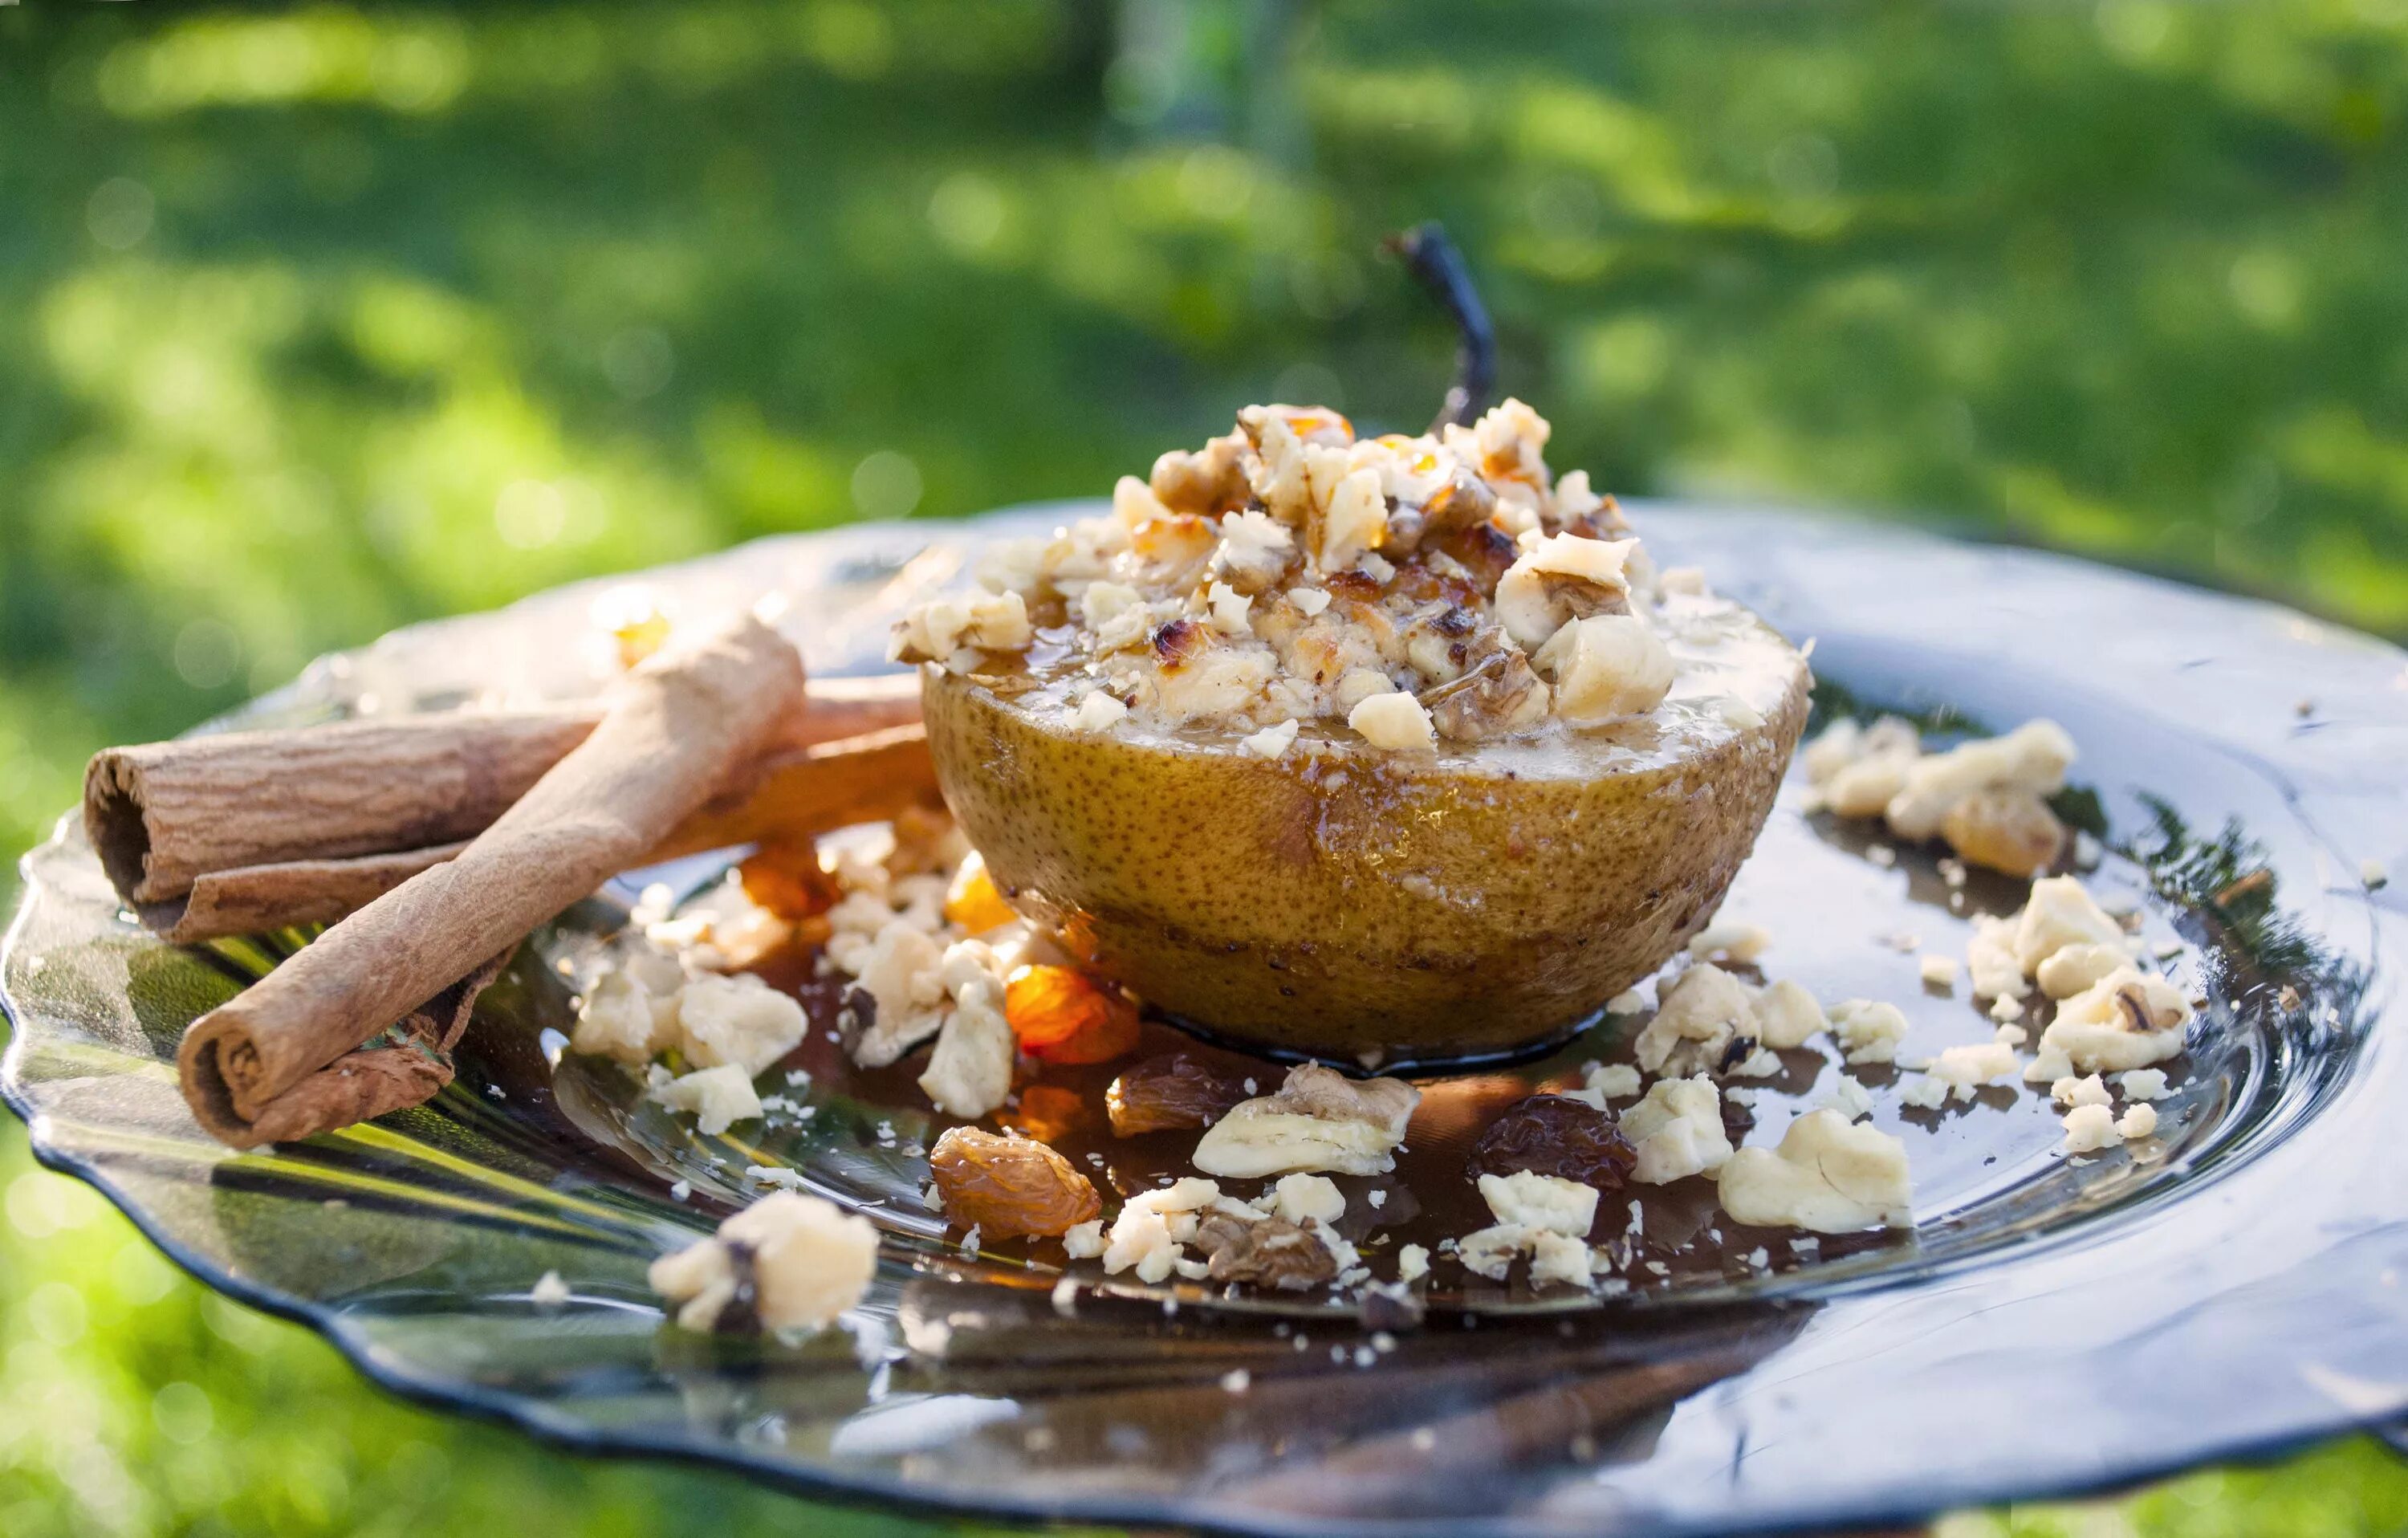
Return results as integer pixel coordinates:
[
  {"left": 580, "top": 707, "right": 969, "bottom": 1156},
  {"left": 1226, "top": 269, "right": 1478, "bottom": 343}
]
[{"left": 4, "top": 1, "right": 2408, "bottom": 1532}]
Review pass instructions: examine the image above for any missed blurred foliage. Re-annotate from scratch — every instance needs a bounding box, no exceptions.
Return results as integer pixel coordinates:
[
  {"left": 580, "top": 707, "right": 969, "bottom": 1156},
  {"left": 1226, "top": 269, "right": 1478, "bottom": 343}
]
[{"left": 3, "top": 0, "right": 2408, "bottom": 1532}]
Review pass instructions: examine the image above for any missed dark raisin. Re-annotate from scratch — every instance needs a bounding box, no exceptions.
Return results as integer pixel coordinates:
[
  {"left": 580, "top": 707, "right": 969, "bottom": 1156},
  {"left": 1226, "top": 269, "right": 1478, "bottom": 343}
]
[
  {"left": 1106, "top": 1054, "right": 1251, "bottom": 1136},
  {"left": 1465, "top": 1095, "right": 1638, "bottom": 1194},
  {"left": 1150, "top": 617, "right": 1206, "bottom": 669}
]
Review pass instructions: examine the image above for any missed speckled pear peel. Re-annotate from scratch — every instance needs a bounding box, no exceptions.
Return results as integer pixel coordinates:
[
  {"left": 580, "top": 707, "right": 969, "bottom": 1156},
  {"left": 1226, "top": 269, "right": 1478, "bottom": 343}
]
[{"left": 923, "top": 629, "right": 1811, "bottom": 1062}]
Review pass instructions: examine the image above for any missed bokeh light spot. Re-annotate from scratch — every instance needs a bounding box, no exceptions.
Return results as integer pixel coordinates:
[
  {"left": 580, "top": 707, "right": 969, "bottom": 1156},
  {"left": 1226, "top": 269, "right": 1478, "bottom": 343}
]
[
  {"left": 86, "top": 178, "right": 155, "bottom": 250},
  {"left": 851, "top": 450, "right": 923, "bottom": 519},
  {"left": 494, "top": 479, "right": 568, "bottom": 548},
  {"left": 171, "top": 619, "right": 243, "bottom": 691}
]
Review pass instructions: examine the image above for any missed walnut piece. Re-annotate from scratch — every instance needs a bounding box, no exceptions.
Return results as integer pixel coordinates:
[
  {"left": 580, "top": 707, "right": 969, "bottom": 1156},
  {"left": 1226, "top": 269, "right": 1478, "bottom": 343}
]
[
  {"left": 1715, "top": 1109, "right": 1913, "bottom": 1233},
  {"left": 648, "top": 1191, "right": 877, "bottom": 1333},
  {"left": 1190, "top": 1064, "right": 1421, "bottom": 1178},
  {"left": 1194, "top": 1211, "right": 1336, "bottom": 1290}
]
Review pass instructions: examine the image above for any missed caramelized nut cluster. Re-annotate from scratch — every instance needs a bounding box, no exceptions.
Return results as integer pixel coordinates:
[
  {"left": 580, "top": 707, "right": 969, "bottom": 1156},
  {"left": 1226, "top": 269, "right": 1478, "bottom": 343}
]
[{"left": 895, "top": 401, "right": 1693, "bottom": 751}]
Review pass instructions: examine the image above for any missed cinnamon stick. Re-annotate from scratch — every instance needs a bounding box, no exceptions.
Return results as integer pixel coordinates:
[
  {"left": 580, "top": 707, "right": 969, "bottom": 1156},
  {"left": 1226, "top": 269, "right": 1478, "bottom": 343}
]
[
  {"left": 87, "top": 673, "right": 917, "bottom": 909},
  {"left": 238, "top": 951, "right": 509, "bottom": 1146},
  {"left": 147, "top": 722, "right": 941, "bottom": 944},
  {"left": 176, "top": 614, "right": 809, "bottom": 1149},
  {"left": 145, "top": 844, "right": 469, "bottom": 946}
]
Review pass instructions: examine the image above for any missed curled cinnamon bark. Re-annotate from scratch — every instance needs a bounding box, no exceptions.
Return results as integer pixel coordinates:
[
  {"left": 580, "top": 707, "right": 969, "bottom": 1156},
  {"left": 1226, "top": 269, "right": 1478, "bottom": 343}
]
[
  {"left": 145, "top": 844, "right": 469, "bottom": 946},
  {"left": 136, "top": 719, "right": 938, "bottom": 945},
  {"left": 86, "top": 673, "right": 919, "bottom": 942},
  {"left": 177, "top": 614, "right": 808, "bottom": 1148},
  {"left": 87, "top": 712, "right": 593, "bottom": 905},
  {"left": 236, "top": 950, "right": 508, "bottom": 1146}
]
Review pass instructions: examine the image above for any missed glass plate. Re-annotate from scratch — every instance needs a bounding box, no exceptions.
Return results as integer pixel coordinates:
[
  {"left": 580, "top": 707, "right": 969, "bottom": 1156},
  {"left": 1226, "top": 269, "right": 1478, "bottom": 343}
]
[{"left": 6, "top": 502, "right": 2406, "bottom": 1536}]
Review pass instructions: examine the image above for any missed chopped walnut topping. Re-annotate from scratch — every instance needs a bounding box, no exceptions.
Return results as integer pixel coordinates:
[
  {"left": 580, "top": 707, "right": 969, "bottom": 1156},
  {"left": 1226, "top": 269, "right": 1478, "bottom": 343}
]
[
  {"left": 1536, "top": 614, "right": 1674, "bottom": 724},
  {"left": 649, "top": 1191, "right": 877, "bottom": 1333},
  {"left": 1716, "top": 1110, "right": 1912, "bottom": 1232},
  {"left": 1494, "top": 535, "right": 1635, "bottom": 649},
  {"left": 1191, "top": 1063, "right": 1421, "bottom": 1178},
  {"left": 1477, "top": 1170, "right": 1599, "bottom": 1235},
  {"left": 1347, "top": 689, "right": 1437, "bottom": 752},
  {"left": 1194, "top": 1210, "right": 1336, "bottom": 1290},
  {"left": 2040, "top": 965, "right": 2190, "bottom": 1073},
  {"left": 1634, "top": 963, "right": 1758, "bottom": 1076},
  {"left": 1808, "top": 715, "right": 2078, "bottom": 876},
  {"left": 904, "top": 398, "right": 1775, "bottom": 750},
  {"left": 1620, "top": 1076, "right": 1733, "bottom": 1185}
]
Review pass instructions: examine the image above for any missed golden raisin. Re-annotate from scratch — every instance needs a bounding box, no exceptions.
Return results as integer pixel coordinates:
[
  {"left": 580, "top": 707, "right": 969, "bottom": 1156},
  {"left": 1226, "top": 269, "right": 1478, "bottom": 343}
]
[
  {"left": 1006, "top": 966, "right": 1141, "bottom": 1065},
  {"left": 928, "top": 1126, "right": 1101, "bottom": 1239},
  {"left": 944, "top": 853, "right": 1018, "bottom": 934},
  {"left": 1942, "top": 789, "right": 2067, "bottom": 877},
  {"left": 1107, "top": 1054, "right": 1251, "bottom": 1136},
  {"left": 738, "top": 840, "right": 843, "bottom": 922}
]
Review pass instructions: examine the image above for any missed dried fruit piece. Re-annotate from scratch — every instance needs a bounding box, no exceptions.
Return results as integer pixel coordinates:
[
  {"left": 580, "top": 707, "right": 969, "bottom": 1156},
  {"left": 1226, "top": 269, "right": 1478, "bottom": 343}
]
[
  {"left": 1106, "top": 1054, "right": 1251, "bottom": 1137},
  {"left": 943, "top": 852, "right": 1019, "bottom": 934},
  {"left": 886, "top": 803, "right": 966, "bottom": 879},
  {"left": 1465, "top": 1095, "right": 1637, "bottom": 1195},
  {"left": 928, "top": 1126, "right": 1101, "bottom": 1239},
  {"left": 613, "top": 610, "right": 673, "bottom": 669},
  {"left": 1005, "top": 965, "right": 1141, "bottom": 1065},
  {"left": 1194, "top": 1211, "right": 1336, "bottom": 1291},
  {"left": 1942, "top": 788, "right": 2068, "bottom": 877},
  {"left": 738, "top": 840, "right": 843, "bottom": 922}
]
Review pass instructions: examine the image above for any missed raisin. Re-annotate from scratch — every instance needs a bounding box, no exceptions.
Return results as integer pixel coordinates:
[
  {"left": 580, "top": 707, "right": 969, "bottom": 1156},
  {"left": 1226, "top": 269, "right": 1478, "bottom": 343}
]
[
  {"left": 928, "top": 1126, "right": 1101, "bottom": 1239},
  {"left": 738, "top": 840, "right": 843, "bottom": 922},
  {"left": 1149, "top": 616, "right": 1206, "bottom": 669},
  {"left": 1194, "top": 1212, "right": 1335, "bottom": 1291},
  {"left": 1466, "top": 1095, "right": 1637, "bottom": 1194},
  {"left": 1006, "top": 966, "right": 1141, "bottom": 1065},
  {"left": 1105, "top": 1054, "right": 1251, "bottom": 1136}
]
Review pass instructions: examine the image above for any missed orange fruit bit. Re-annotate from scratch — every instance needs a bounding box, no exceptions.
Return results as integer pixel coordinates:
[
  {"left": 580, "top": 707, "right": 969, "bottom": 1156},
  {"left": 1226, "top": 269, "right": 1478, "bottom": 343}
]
[
  {"left": 1006, "top": 965, "right": 1141, "bottom": 1065},
  {"left": 613, "top": 612, "right": 673, "bottom": 669},
  {"left": 738, "top": 840, "right": 844, "bottom": 922},
  {"left": 1286, "top": 409, "right": 1354, "bottom": 442},
  {"left": 1003, "top": 1083, "right": 1089, "bottom": 1145},
  {"left": 944, "top": 854, "right": 1019, "bottom": 934}
]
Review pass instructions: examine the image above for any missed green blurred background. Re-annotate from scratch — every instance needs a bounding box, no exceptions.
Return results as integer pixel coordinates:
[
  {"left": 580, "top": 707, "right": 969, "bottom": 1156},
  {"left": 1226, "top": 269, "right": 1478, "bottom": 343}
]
[{"left": 5, "top": 1, "right": 2408, "bottom": 1532}]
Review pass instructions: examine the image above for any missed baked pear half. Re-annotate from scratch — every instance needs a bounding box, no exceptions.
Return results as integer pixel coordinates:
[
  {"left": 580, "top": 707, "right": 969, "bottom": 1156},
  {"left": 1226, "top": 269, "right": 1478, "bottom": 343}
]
[
  {"left": 924, "top": 606, "right": 1808, "bottom": 1062},
  {"left": 899, "top": 399, "right": 1812, "bottom": 1061}
]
